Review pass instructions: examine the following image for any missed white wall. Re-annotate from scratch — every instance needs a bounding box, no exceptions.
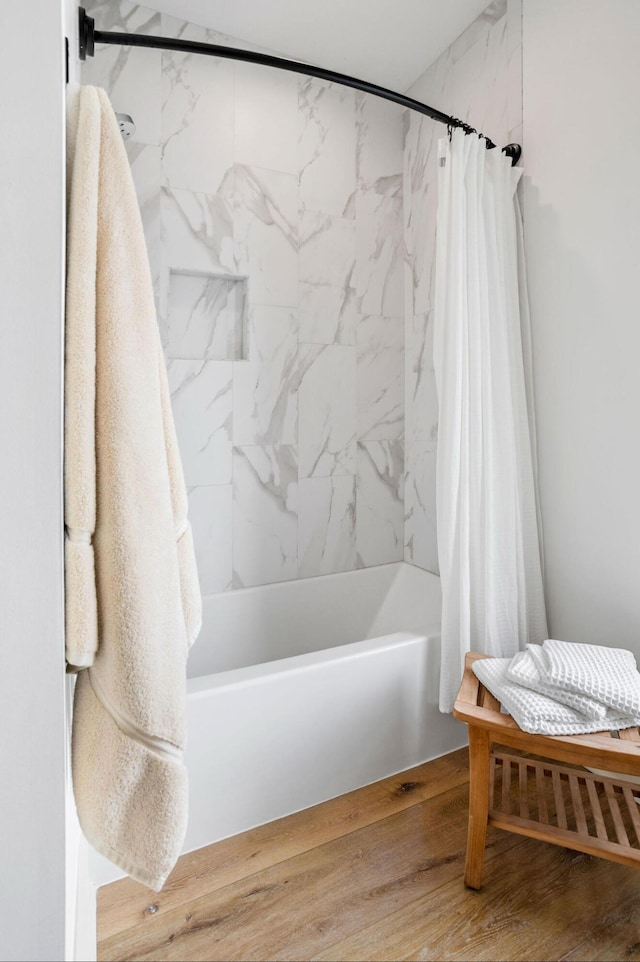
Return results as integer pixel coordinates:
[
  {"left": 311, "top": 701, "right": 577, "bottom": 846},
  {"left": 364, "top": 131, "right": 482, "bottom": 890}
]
[
  {"left": 0, "top": 2, "right": 68, "bottom": 960},
  {"left": 523, "top": 0, "right": 640, "bottom": 652}
]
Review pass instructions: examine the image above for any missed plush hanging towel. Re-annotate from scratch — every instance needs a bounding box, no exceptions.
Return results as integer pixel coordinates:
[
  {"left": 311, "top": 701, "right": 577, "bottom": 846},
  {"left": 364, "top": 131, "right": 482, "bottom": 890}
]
[{"left": 65, "top": 85, "right": 202, "bottom": 891}]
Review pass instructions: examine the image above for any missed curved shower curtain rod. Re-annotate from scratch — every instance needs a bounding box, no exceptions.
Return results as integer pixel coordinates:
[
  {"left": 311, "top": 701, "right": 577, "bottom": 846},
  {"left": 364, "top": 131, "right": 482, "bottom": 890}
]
[{"left": 78, "top": 7, "right": 522, "bottom": 166}]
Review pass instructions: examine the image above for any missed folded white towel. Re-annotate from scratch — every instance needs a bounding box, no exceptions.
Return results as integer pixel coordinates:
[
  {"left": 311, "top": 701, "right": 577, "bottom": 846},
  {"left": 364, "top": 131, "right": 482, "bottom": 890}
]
[
  {"left": 506, "top": 646, "right": 608, "bottom": 720},
  {"left": 541, "top": 639, "right": 640, "bottom": 716},
  {"left": 472, "top": 657, "right": 640, "bottom": 736}
]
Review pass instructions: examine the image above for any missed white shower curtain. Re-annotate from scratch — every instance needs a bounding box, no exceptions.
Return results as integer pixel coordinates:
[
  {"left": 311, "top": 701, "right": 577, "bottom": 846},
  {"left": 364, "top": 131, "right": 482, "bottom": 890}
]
[{"left": 434, "top": 129, "right": 548, "bottom": 712}]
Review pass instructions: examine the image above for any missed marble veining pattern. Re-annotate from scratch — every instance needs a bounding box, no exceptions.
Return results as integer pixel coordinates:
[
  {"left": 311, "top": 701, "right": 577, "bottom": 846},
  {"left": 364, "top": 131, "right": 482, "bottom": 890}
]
[
  {"left": 298, "top": 282, "right": 358, "bottom": 347},
  {"left": 410, "top": 183, "right": 439, "bottom": 317},
  {"left": 167, "top": 359, "right": 233, "bottom": 486},
  {"left": 357, "top": 315, "right": 404, "bottom": 441},
  {"left": 233, "top": 306, "right": 298, "bottom": 446},
  {"left": 298, "top": 475, "right": 356, "bottom": 578},
  {"left": 406, "top": 312, "right": 438, "bottom": 445},
  {"left": 161, "top": 36, "right": 234, "bottom": 195},
  {"left": 234, "top": 165, "right": 298, "bottom": 307},
  {"left": 161, "top": 184, "right": 236, "bottom": 278},
  {"left": 298, "top": 211, "right": 357, "bottom": 345},
  {"left": 235, "top": 63, "right": 298, "bottom": 174},
  {"left": 298, "top": 211, "right": 355, "bottom": 290},
  {"left": 298, "top": 79, "right": 357, "bottom": 218},
  {"left": 162, "top": 271, "right": 245, "bottom": 361},
  {"left": 354, "top": 191, "right": 405, "bottom": 317},
  {"left": 355, "top": 92, "right": 404, "bottom": 197},
  {"left": 356, "top": 441, "right": 404, "bottom": 567},
  {"left": 404, "top": 441, "right": 438, "bottom": 574},
  {"left": 298, "top": 345, "right": 357, "bottom": 479},
  {"left": 233, "top": 445, "right": 298, "bottom": 588},
  {"left": 159, "top": 14, "right": 237, "bottom": 194}
]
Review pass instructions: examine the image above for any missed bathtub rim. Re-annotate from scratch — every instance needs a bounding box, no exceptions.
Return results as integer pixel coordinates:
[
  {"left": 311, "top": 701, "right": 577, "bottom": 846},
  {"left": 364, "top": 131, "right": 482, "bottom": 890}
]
[
  {"left": 200, "top": 559, "right": 436, "bottom": 603},
  {"left": 187, "top": 625, "right": 442, "bottom": 696},
  {"left": 189, "top": 561, "right": 443, "bottom": 679}
]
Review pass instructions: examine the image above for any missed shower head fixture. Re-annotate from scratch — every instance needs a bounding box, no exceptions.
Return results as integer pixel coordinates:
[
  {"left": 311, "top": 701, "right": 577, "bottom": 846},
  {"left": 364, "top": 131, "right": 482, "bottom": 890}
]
[{"left": 116, "top": 112, "right": 136, "bottom": 140}]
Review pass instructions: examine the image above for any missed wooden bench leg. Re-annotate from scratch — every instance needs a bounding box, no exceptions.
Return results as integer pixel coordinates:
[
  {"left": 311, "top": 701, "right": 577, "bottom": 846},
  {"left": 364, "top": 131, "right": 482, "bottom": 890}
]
[{"left": 464, "top": 727, "right": 491, "bottom": 890}]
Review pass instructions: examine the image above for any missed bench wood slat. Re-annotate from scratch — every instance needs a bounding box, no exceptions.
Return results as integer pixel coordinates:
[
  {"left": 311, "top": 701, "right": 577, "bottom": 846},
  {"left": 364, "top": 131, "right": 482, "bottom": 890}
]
[{"left": 456, "top": 654, "right": 640, "bottom": 890}]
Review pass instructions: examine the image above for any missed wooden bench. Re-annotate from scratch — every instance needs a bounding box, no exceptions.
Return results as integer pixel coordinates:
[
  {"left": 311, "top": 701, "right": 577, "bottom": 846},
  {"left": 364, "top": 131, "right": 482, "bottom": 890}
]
[{"left": 453, "top": 652, "right": 640, "bottom": 889}]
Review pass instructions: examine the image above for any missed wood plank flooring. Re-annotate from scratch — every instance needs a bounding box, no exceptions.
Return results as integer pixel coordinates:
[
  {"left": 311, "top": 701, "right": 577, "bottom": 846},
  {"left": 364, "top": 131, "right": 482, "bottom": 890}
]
[{"left": 98, "top": 748, "right": 640, "bottom": 961}]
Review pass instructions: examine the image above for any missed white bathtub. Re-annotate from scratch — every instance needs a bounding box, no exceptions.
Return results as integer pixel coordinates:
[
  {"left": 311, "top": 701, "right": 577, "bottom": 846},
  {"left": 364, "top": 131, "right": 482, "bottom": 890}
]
[
  {"left": 184, "top": 561, "right": 465, "bottom": 853},
  {"left": 90, "top": 561, "right": 465, "bottom": 884}
]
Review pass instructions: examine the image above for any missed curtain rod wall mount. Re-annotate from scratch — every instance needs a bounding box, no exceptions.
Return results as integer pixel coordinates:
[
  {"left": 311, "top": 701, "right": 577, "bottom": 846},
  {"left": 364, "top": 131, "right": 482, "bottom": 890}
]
[
  {"left": 78, "top": 6, "right": 95, "bottom": 60},
  {"left": 77, "top": 7, "right": 522, "bottom": 167}
]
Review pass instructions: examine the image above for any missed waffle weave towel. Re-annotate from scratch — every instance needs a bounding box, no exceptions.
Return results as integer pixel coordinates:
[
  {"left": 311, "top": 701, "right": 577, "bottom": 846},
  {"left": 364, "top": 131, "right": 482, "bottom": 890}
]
[
  {"left": 541, "top": 639, "right": 640, "bottom": 716},
  {"left": 472, "top": 657, "right": 640, "bottom": 736},
  {"left": 506, "top": 646, "right": 608, "bottom": 720}
]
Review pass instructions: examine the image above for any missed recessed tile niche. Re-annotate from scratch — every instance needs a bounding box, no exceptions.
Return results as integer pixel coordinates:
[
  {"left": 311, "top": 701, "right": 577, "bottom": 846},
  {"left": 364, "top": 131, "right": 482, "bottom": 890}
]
[{"left": 163, "top": 269, "right": 247, "bottom": 361}]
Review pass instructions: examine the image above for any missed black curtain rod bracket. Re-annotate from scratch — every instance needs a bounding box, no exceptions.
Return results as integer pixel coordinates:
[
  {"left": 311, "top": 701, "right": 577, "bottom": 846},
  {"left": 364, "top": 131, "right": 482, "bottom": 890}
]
[{"left": 77, "top": 7, "right": 521, "bottom": 166}]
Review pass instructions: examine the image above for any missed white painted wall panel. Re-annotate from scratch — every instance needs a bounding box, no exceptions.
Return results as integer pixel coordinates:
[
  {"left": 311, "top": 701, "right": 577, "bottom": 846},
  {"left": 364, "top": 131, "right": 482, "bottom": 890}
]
[
  {"left": 0, "top": 1, "right": 68, "bottom": 959},
  {"left": 523, "top": 0, "right": 640, "bottom": 653}
]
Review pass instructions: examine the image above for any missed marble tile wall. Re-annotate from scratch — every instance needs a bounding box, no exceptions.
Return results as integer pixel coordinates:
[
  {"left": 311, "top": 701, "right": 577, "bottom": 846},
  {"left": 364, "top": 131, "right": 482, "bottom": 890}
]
[
  {"left": 402, "top": 0, "right": 522, "bottom": 574},
  {"left": 84, "top": 0, "right": 406, "bottom": 592}
]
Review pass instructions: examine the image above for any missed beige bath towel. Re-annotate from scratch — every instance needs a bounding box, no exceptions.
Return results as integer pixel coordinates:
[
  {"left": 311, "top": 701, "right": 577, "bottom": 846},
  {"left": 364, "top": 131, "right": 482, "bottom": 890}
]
[{"left": 65, "top": 85, "right": 202, "bottom": 891}]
